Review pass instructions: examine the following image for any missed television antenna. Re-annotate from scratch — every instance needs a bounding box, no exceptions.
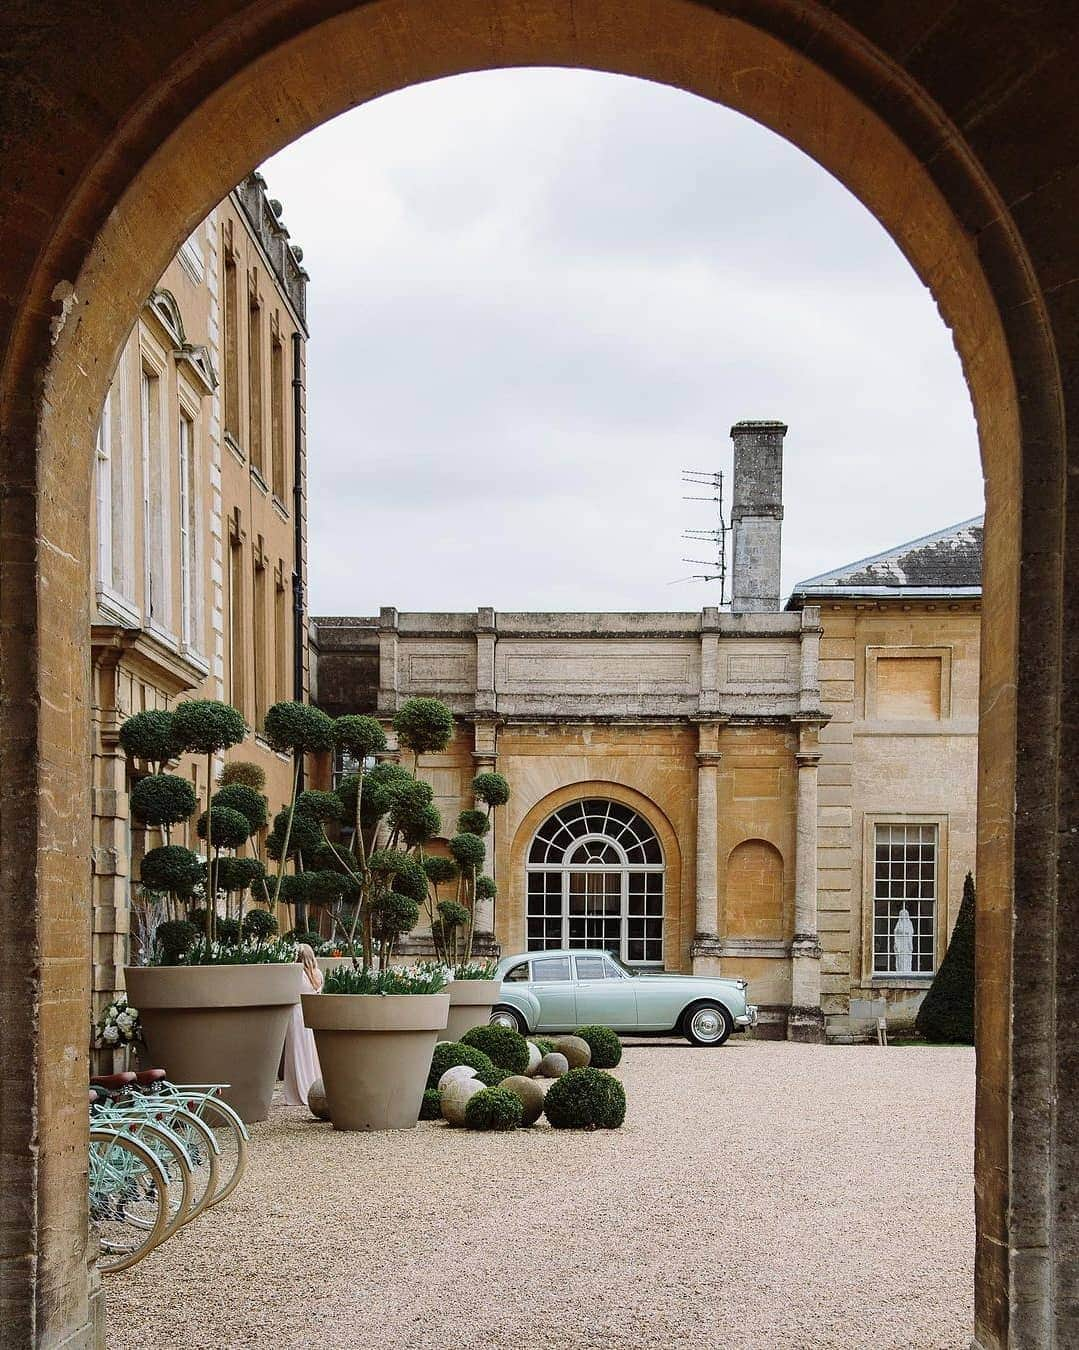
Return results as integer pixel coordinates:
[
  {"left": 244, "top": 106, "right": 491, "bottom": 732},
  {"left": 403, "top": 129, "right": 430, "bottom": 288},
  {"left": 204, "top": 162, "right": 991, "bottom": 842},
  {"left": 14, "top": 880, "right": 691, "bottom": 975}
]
[{"left": 669, "top": 469, "right": 730, "bottom": 603}]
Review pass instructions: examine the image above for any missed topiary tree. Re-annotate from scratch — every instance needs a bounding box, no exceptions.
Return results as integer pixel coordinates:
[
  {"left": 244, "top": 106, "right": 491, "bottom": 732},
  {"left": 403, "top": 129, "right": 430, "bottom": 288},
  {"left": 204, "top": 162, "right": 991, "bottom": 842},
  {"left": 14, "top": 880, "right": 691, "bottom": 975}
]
[
  {"left": 241, "top": 907, "right": 278, "bottom": 944},
  {"left": 426, "top": 1040, "right": 499, "bottom": 1090},
  {"left": 262, "top": 701, "right": 336, "bottom": 915},
  {"left": 456, "top": 809, "right": 490, "bottom": 837},
  {"left": 130, "top": 774, "right": 198, "bottom": 834},
  {"left": 154, "top": 918, "right": 198, "bottom": 965},
  {"left": 915, "top": 870, "right": 976, "bottom": 1044},
  {"left": 218, "top": 760, "right": 267, "bottom": 791},
  {"left": 461, "top": 1024, "right": 530, "bottom": 1075},
  {"left": 464, "top": 1086, "right": 522, "bottom": 1131},
  {"left": 544, "top": 1067, "right": 626, "bottom": 1129},
  {"left": 574, "top": 1025, "right": 623, "bottom": 1069},
  {"left": 140, "top": 844, "right": 204, "bottom": 916},
  {"left": 118, "top": 709, "right": 181, "bottom": 772},
  {"left": 418, "top": 1087, "right": 443, "bottom": 1121},
  {"left": 393, "top": 697, "right": 454, "bottom": 771},
  {"left": 211, "top": 783, "right": 269, "bottom": 833}
]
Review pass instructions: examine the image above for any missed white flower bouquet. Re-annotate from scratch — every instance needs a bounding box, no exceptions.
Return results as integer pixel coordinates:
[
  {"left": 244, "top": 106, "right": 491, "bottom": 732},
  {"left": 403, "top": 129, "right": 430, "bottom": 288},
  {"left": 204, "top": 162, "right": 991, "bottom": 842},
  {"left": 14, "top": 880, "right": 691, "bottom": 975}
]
[{"left": 92, "top": 995, "right": 143, "bottom": 1050}]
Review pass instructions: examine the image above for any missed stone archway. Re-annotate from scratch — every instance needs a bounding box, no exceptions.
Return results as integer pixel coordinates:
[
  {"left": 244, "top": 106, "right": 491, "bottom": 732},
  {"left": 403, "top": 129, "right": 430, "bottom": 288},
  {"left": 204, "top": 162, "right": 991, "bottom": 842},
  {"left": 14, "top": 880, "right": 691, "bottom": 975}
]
[{"left": 0, "top": 4, "right": 1071, "bottom": 1347}]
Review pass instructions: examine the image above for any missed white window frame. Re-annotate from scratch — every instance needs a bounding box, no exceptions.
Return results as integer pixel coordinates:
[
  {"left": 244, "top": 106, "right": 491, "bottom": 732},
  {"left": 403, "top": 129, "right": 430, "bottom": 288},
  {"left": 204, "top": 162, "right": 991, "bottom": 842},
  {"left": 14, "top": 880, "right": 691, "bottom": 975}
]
[
  {"left": 138, "top": 334, "right": 171, "bottom": 634},
  {"left": 526, "top": 800, "right": 664, "bottom": 967},
  {"left": 95, "top": 391, "right": 112, "bottom": 587},
  {"left": 177, "top": 410, "right": 195, "bottom": 649},
  {"left": 865, "top": 817, "right": 947, "bottom": 980}
]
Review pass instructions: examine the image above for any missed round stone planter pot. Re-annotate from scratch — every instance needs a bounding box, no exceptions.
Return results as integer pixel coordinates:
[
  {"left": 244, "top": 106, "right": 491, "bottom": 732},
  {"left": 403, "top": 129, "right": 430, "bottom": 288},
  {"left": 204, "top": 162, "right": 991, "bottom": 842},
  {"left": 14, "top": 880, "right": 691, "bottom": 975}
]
[
  {"left": 439, "top": 979, "right": 503, "bottom": 1042},
  {"left": 301, "top": 992, "right": 449, "bottom": 1131},
  {"left": 124, "top": 964, "right": 301, "bottom": 1123}
]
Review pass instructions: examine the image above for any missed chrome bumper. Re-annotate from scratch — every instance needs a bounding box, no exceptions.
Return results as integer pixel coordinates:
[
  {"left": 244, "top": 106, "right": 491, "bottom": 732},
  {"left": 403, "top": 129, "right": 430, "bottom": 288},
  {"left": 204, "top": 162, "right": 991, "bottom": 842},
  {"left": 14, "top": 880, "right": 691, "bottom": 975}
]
[{"left": 735, "top": 1005, "right": 759, "bottom": 1029}]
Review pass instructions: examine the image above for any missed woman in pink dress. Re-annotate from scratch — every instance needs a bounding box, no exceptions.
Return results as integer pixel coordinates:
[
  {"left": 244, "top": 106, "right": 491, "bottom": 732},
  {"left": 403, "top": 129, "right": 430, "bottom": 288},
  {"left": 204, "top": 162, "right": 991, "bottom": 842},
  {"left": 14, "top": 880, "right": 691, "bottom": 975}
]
[{"left": 283, "top": 943, "right": 323, "bottom": 1107}]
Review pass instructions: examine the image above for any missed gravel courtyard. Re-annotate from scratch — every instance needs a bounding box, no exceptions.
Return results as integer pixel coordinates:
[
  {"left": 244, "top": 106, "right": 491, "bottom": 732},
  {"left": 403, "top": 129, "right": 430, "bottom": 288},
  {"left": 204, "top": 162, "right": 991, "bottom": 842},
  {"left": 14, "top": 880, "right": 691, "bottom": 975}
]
[{"left": 107, "top": 1039, "right": 974, "bottom": 1350}]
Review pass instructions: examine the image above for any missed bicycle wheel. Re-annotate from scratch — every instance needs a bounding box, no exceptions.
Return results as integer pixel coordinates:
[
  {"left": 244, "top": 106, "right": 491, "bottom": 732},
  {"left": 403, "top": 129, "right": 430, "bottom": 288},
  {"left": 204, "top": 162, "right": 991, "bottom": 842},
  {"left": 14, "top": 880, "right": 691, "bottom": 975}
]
[
  {"left": 120, "top": 1120, "right": 194, "bottom": 1241},
  {"left": 89, "top": 1129, "right": 170, "bottom": 1273},
  {"left": 185, "top": 1095, "right": 248, "bottom": 1205},
  {"left": 155, "top": 1107, "right": 220, "bottom": 1224}
]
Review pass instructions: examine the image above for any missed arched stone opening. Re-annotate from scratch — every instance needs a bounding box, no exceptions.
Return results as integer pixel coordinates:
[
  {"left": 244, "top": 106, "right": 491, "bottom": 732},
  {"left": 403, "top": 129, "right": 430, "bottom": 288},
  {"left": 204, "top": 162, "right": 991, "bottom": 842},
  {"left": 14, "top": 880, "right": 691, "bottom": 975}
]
[{"left": 0, "top": 4, "right": 1071, "bottom": 1347}]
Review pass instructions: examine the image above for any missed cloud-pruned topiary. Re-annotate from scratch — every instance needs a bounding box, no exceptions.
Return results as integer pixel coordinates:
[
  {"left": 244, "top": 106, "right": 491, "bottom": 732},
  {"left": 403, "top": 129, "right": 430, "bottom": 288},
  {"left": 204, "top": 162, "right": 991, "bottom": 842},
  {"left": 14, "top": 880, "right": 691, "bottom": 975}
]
[
  {"left": 574, "top": 1025, "right": 623, "bottom": 1069},
  {"left": 369, "top": 890, "right": 420, "bottom": 946},
  {"left": 334, "top": 714, "right": 387, "bottom": 759},
  {"left": 215, "top": 856, "right": 265, "bottom": 895},
  {"left": 295, "top": 789, "right": 346, "bottom": 824},
  {"left": 426, "top": 1040, "right": 498, "bottom": 1091},
  {"left": 171, "top": 700, "right": 246, "bottom": 755},
  {"left": 457, "top": 809, "right": 490, "bottom": 837},
  {"left": 475, "top": 875, "right": 497, "bottom": 901},
  {"left": 218, "top": 760, "right": 267, "bottom": 791},
  {"left": 461, "top": 1024, "right": 530, "bottom": 1075},
  {"left": 118, "top": 709, "right": 180, "bottom": 767},
  {"left": 544, "top": 1067, "right": 626, "bottom": 1130},
  {"left": 449, "top": 832, "right": 485, "bottom": 871},
  {"left": 262, "top": 701, "right": 336, "bottom": 755},
  {"left": 130, "top": 774, "right": 198, "bottom": 828},
  {"left": 472, "top": 771, "right": 510, "bottom": 807},
  {"left": 388, "top": 780, "right": 441, "bottom": 845},
  {"left": 437, "top": 899, "right": 469, "bottom": 931},
  {"left": 423, "top": 856, "right": 458, "bottom": 887},
  {"left": 465, "top": 1086, "right": 522, "bottom": 1131},
  {"left": 140, "top": 844, "right": 204, "bottom": 896},
  {"left": 266, "top": 809, "right": 322, "bottom": 861},
  {"left": 196, "top": 805, "right": 252, "bottom": 851},
  {"left": 211, "top": 783, "right": 268, "bottom": 832},
  {"left": 394, "top": 697, "right": 454, "bottom": 759}
]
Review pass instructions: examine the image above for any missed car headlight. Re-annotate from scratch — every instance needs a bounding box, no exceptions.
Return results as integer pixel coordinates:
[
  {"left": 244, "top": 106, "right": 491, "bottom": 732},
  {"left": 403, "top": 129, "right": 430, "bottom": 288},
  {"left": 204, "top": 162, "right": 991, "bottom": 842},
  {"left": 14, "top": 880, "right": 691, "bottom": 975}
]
[{"left": 736, "top": 979, "right": 748, "bottom": 990}]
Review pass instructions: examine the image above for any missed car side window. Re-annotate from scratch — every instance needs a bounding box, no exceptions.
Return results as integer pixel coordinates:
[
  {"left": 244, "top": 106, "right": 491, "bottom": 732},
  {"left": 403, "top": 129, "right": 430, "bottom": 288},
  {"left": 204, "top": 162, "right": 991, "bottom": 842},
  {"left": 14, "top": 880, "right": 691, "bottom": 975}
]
[
  {"left": 575, "top": 955, "right": 608, "bottom": 981},
  {"left": 504, "top": 962, "right": 530, "bottom": 982},
  {"left": 532, "top": 956, "right": 572, "bottom": 982}
]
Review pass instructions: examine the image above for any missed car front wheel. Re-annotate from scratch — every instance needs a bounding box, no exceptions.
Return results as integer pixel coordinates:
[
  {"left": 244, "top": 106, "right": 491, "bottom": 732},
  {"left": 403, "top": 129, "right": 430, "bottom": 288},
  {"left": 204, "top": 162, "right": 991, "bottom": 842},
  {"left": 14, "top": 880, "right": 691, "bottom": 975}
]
[
  {"left": 681, "top": 1002, "right": 733, "bottom": 1047},
  {"left": 489, "top": 1005, "right": 527, "bottom": 1033}
]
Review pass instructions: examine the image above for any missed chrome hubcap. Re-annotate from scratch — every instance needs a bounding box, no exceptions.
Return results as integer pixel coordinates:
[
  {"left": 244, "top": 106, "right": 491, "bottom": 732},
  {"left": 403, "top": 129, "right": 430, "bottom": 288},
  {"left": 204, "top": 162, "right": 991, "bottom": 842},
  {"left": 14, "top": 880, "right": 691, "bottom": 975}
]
[
  {"left": 691, "top": 1008, "right": 723, "bottom": 1042},
  {"left": 490, "top": 1011, "right": 518, "bottom": 1029}
]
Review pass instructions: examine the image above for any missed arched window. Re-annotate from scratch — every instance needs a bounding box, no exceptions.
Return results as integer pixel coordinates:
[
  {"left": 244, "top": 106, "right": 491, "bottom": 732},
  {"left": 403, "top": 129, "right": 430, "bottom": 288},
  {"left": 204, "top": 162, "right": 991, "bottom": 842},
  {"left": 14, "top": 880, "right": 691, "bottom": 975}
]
[{"left": 526, "top": 798, "right": 664, "bottom": 966}]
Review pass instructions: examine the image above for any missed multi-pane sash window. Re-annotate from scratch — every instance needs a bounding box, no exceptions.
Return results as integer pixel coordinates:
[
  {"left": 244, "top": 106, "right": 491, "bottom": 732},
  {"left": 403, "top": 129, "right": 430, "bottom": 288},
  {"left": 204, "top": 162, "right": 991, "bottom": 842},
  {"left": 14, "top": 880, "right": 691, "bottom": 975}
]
[
  {"left": 526, "top": 799, "right": 664, "bottom": 966},
  {"left": 178, "top": 414, "right": 196, "bottom": 647},
  {"left": 872, "top": 823, "right": 937, "bottom": 975}
]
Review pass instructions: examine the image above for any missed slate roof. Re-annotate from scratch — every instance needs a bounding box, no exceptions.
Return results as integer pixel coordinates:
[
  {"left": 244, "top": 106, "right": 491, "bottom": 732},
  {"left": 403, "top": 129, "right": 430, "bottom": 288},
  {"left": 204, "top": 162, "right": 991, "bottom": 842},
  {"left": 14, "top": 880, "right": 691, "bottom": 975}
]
[{"left": 788, "top": 515, "right": 984, "bottom": 603}]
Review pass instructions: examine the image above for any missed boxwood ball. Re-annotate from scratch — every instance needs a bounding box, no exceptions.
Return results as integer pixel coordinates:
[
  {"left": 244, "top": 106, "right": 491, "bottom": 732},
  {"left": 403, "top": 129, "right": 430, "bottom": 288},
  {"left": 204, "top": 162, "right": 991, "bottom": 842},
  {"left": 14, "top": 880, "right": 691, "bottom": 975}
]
[{"left": 544, "top": 1067, "right": 626, "bottom": 1130}]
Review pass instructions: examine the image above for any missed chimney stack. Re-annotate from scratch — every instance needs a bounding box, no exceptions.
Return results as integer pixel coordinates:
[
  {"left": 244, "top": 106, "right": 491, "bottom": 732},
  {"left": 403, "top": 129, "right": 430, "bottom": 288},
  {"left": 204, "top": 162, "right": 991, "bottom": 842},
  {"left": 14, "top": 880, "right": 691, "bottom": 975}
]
[{"left": 730, "top": 420, "right": 786, "bottom": 612}]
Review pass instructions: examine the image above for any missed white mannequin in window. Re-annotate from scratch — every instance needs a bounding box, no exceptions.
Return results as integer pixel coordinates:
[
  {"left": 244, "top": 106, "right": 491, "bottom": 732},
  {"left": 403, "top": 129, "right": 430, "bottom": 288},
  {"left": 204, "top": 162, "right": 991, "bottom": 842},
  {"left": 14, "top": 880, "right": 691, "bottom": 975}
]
[{"left": 893, "top": 906, "right": 915, "bottom": 974}]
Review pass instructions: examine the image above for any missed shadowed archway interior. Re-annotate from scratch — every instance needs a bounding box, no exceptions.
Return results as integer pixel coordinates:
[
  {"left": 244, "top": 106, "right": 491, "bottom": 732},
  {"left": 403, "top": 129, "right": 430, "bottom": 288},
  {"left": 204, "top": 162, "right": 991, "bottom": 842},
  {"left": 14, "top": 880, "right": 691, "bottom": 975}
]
[{"left": 0, "top": 3, "right": 1071, "bottom": 1348}]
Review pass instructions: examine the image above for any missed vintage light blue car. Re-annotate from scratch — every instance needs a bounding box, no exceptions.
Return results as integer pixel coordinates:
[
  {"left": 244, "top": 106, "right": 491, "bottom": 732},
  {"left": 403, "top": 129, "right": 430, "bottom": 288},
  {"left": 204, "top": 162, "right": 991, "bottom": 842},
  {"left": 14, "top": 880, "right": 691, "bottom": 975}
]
[{"left": 490, "top": 948, "right": 758, "bottom": 1046}]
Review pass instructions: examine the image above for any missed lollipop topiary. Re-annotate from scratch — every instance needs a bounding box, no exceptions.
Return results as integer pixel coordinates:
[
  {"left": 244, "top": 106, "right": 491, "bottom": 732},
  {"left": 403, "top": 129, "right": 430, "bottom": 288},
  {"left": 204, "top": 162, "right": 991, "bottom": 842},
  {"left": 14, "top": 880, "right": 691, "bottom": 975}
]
[
  {"left": 437, "top": 899, "right": 469, "bottom": 931},
  {"left": 140, "top": 844, "right": 204, "bottom": 896},
  {"left": 154, "top": 918, "right": 198, "bottom": 964},
  {"left": 544, "top": 1067, "right": 626, "bottom": 1130},
  {"left": 211, "top": 783, "right": 269, "bottom": 832},
  {"left": 295, "top": 790, "right": 346, "bottom": 824},
  {"left": 418, "top": 1088, "right": 443, "bottom": 1121},
  {"left": 334, "top": 714, "right": 387, "bottom": 760},
  {"left": 242, "top": 908, "right": 279, "bottom": 943},
  {"left": 130, "top": 774, "right": 198, "bottom": 829},
  {"left": 574, "top": 1025, "right": 623, "bottom": 1069},
  {"left": 475, "top": 875, "right": 497, "bottom": 901},
  {"left": 461, "top": 1023, "right": 530, "bottom": 1075},
  {"left": 196, "top": 805, "right": 252, "bottom": 851},
  {"left": 118, "top": 709, "right": 180, "bottom": 769},
  {"left": 472, "top": 771, "right": 510, "bottom": 807},
  {"left": 464, "top": 1086, "right": 522, "bottom": 1132},
  {"left": 426, "top": 1040, "right": 499, "bottom": 1090},
  {"left": 218, "top": 760, "right": 266, "bottom": 791},
  {"left": 171, "top": 700, "right": 246, "bottom": 755},
  {"left": 215, "top": 856, "right": 266, "bottom": 897},
  {"left": 393, "top": 697, "right": 454, "bottom": 765},
  {"left": 262, "top": 701, "right": 336, "bottom": 756}
]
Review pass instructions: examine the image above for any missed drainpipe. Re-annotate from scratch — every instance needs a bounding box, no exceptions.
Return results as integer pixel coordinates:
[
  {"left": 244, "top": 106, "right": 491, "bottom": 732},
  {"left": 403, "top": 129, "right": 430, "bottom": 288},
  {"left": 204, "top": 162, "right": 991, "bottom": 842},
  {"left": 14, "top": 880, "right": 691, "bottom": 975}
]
[{"left": 291, "top": 331, "right": 306, "bottom": 793}]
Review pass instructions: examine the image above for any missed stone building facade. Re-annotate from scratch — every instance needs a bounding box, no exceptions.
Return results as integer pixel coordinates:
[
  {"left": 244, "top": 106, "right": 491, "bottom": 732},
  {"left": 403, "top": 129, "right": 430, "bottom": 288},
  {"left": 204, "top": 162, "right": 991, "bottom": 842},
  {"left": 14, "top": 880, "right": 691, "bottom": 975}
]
[
  {"left": 313, "top": 423, "right": 982, "bottom": 1042},
  {"left": 91, "top": 173, "right": 310, "bottom": 1022}
]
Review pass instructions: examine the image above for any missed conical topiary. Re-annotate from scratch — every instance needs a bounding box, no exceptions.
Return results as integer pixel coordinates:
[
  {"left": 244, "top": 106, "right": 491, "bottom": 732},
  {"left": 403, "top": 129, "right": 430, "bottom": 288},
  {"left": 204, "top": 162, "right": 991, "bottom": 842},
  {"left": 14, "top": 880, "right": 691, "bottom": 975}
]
[{"left": 915, "top": 870, "right": 976, "bottom": 1044}]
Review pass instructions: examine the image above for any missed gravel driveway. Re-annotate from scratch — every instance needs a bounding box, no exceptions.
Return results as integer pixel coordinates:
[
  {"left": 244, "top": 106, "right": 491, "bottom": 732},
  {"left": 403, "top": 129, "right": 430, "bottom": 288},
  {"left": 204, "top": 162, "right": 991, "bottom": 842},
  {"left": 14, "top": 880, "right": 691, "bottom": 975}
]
[{"left": 106, "top": 1039, "right": 974, "bottom": 1350}]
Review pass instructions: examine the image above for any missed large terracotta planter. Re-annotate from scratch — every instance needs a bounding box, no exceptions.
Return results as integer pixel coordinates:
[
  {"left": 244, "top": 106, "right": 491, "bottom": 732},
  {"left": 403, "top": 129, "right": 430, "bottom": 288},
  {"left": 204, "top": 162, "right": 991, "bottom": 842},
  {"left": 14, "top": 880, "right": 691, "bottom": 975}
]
[
  {"left": 124, "top": 964, "right": 301, "bottom": 1123},
  {"left": 301, "top": 993, "right": 449, "bottom": 1130},
  {"left": 440, "top": 979, "right": 502, "bottom": 1042}
]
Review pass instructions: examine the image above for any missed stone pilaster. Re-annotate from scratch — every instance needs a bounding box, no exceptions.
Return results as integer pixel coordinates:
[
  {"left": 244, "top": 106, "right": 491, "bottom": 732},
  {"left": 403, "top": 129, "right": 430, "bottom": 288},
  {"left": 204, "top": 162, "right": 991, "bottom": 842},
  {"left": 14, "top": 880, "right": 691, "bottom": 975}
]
[
  {"left": 472, "top": 716, "right": 500, "bottom": 937},
  {"left": 691, "top": 719, "right": 723, "bottom": 975},
  {"left": 789, "top": 743, "right": 825, "bottom": 1042}
]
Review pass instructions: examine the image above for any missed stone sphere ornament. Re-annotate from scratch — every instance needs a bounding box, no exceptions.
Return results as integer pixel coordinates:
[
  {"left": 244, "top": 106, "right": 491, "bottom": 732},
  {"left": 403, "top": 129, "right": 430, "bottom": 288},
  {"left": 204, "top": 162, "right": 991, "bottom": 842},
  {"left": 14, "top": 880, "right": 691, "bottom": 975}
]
[
  {"left": 440, "top": 1075, "right": 485, "bottom": 1126},
  {"left": 307, "top": 1079, "right": 330, "bottom": 1121},
  {"left": 524, "top": 1041, "right": 543, "bottom": 1077},
  {"left": 498, "top": 1075, "right": 546, "bottom": 1126},
  {"left": 538, "top": 1052, "right": 570, "bottom": 1079},
  {"left": 438, "top": 1064, "right": 479, "bottom": 1092},
  {"left": 553, "top": 1035, "right": 592, "bottom": 1069}
]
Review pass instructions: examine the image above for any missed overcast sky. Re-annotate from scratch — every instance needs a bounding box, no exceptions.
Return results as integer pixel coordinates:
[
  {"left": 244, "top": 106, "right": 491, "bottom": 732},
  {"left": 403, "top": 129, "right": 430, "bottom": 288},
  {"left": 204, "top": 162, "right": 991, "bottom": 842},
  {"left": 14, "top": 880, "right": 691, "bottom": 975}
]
[{"left": 261, "top": 68, "right": 983, "bottom": 617}]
